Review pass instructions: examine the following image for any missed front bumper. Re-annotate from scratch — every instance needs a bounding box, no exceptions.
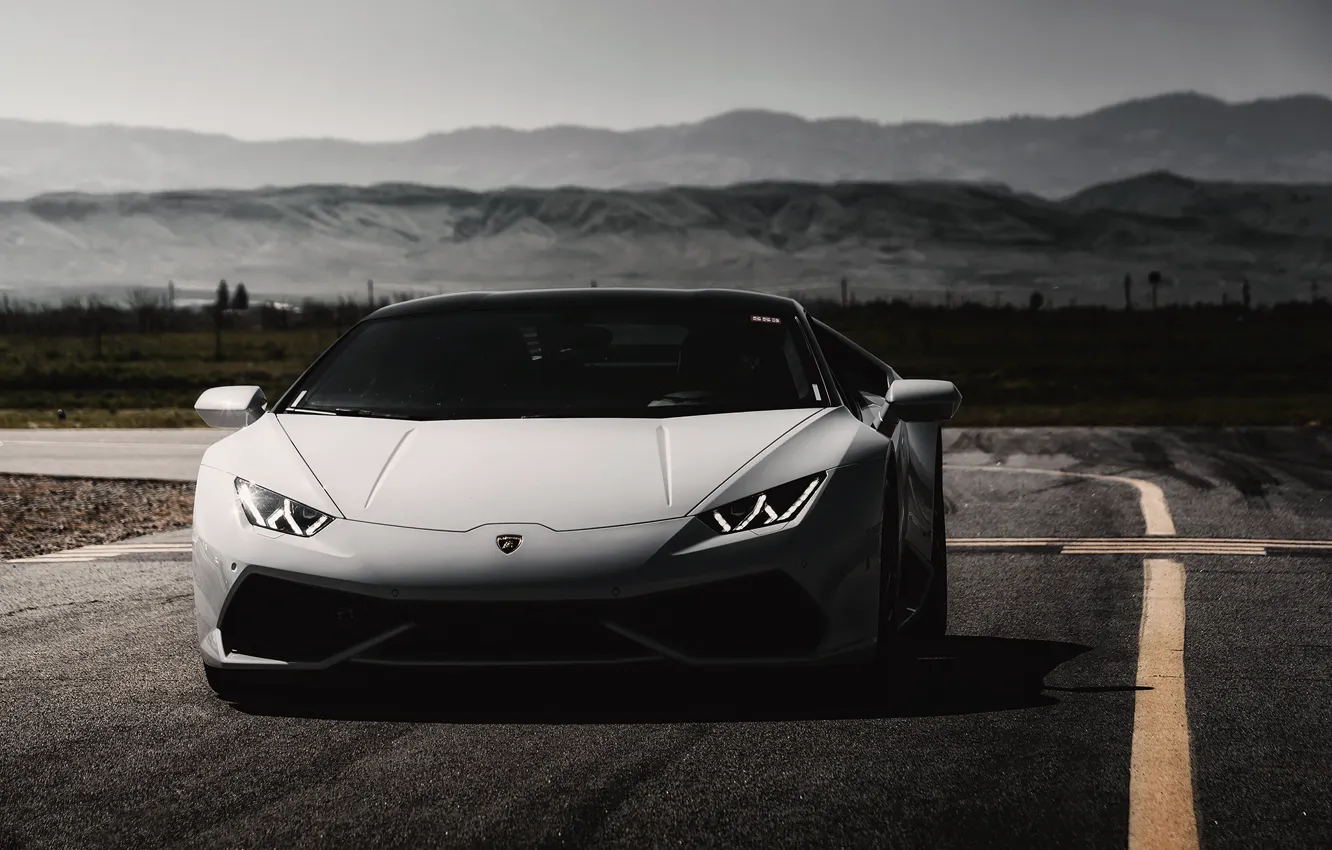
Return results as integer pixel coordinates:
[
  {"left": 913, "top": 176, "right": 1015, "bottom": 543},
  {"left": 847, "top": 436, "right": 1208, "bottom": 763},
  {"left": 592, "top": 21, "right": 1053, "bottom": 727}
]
[{"left": 192, "top": 463, "right": 885, "bottom": 670}]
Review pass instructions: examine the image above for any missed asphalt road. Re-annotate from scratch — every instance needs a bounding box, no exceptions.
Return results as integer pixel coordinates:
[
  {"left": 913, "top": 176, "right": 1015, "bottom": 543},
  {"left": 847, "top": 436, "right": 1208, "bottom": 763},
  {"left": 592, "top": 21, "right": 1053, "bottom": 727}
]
[
  {"left": 0, "top": 428, "right": 226, "bottom": 480},
  {"left": 2, "top": 427, "right": 1330, "bottom": 849}
]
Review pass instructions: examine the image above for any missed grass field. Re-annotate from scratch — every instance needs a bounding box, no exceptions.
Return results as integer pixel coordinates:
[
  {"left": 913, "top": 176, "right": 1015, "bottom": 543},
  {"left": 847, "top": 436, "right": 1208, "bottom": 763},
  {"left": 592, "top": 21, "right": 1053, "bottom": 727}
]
[{"left": 1, "top": 302, "right": 1327, "bottom": 428}]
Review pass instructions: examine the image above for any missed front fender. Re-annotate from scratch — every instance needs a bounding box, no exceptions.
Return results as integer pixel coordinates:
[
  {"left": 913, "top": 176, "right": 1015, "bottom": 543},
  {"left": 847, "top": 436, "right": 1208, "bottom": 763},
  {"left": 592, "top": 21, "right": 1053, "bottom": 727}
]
[
  {"left": 896, "top": 420, "right": 941, "bottom": 565},
  {"left": 198, "top": 414, "right": 342, "bottom": 518}
]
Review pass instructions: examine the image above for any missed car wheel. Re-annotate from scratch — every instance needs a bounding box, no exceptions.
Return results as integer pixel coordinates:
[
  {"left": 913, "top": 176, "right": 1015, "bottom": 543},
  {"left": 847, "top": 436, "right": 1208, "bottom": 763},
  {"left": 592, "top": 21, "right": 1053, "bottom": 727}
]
[
  {"left": 901, "top": 439, "right": 948, "bottom": 638},
  {"left": 874, "top": 470, "right": 904, "bottom": 664}
]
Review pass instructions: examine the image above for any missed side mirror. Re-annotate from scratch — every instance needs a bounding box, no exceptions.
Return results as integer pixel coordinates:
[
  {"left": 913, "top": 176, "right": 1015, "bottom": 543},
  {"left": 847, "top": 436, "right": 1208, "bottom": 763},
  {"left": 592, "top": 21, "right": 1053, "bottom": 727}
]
[
  {"left": 195, "top": 385, "right": 267, "bottom": 429},
  {"left": 886, "top": 379, "right": 961, "bottom": 422}
]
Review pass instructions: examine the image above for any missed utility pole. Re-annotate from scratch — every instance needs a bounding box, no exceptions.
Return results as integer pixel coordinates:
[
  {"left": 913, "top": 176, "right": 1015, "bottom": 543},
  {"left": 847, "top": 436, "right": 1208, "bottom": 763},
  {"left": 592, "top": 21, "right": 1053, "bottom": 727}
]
[
  {"left": 367, "top": 279, "right": 375, "bottom": 308},
  {"left": 167, "top": 280, "right": 175, "bottom": 310},
  {"left": 840, "top": 277, "right": 848, "bottom": 307}
]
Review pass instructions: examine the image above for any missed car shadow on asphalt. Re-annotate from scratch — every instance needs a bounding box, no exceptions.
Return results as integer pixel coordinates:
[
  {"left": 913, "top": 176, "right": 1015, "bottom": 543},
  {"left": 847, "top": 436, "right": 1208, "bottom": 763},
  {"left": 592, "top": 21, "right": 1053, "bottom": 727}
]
[{"left": 226, "top": 635, "right": 1125, "bottom": 723}]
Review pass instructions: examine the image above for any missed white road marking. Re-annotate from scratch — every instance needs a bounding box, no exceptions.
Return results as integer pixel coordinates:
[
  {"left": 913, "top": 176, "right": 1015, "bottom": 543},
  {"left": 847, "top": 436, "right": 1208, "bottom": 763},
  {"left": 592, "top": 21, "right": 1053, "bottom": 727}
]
[
  {"left": 9, "top": 540, "right": 1317, "bottom": 564},
  {"left": 0, "top": 440, "right": 215, "bottom": 449},
  {"left": 44, "top": 545, "right": 189, "bottom": 553},
  {"left": 946, "top": 536, "right": 1331, "bottom": 556},
  {"left": 1063, "top": 544, "right": 1266, "bottom": 556},
  {"left": 23, "top": 546, "right": 191, "bottom": 552},
  {"left": 946, "top": 462, "right": 1197, "bottom": 850},
  {"left": 950, "top": 537, "right": 1332, "bottom": 546},
  {"left": 7, "top": 544, "right": 192, "bottom": 563},
  {"left": 8, "top": 535, "right": 1331, "bottom": 565}
]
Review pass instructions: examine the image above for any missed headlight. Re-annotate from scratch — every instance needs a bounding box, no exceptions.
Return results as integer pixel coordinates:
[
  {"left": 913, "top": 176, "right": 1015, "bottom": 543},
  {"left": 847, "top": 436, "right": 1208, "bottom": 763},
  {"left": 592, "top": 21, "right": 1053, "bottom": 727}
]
[
  {"left": 234, "top": 477, "right": 334, "bottom": 537},
  {"left": 699, "top": 471, "right": 827, "bottom": 534}
]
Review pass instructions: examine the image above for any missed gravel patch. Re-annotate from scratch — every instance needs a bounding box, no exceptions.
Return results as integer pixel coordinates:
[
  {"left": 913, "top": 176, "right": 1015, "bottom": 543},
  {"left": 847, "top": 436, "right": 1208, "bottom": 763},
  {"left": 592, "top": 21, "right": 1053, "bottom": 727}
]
[{"left": 0, "top": 474, "right": 195, "bottom": 560}]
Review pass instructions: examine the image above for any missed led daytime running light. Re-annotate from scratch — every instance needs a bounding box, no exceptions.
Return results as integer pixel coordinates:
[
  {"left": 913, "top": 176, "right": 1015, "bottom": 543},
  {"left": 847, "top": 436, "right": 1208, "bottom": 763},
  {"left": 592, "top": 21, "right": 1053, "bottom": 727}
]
[
  {"left": 777, "top": 477, "right": 821, "bottom": 521},
  {"left": 234, "top": 478, "right": 333, "bottom": 537},
  {"left": 707, "top": 472, "right": 825, "bottom": 534}
]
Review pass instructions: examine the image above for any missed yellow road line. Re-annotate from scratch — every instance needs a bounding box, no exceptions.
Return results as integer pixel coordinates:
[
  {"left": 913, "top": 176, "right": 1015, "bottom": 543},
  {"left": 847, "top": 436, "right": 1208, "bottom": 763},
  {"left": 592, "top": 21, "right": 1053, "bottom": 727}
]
[
  {"left": 1129, "top": 558, "right": 1200, "bottom": 850},
  {"left": 947, "top": 463, "right": 1198, "bottom": 848},
  {"left": 944, "top": 464, "right": 1176, "bottom": 535}
]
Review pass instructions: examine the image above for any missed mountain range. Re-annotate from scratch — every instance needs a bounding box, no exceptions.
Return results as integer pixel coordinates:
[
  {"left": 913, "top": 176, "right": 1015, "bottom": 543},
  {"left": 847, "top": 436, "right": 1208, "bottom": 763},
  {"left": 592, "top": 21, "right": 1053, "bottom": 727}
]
[
  {"left": 2, "top": 172, "right": 1327, "bottom": 307},
  {"left": 2, "top": 92, "right": 1331, "bottom": 201}
]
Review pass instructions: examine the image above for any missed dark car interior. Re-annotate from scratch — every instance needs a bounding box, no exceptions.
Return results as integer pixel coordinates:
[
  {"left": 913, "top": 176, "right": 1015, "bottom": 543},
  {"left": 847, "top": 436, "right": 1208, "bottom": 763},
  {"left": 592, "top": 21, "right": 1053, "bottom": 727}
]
[{"left": 292, "top": 309, "right": 827, "bottom": 418}]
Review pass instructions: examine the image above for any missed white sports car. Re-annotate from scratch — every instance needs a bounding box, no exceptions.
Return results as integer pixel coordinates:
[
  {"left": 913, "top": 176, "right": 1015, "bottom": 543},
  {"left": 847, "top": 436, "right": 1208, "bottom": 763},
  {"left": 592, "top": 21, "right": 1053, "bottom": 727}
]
[{"left": 191, "top": 288, "right": 960, "bottom": 697}]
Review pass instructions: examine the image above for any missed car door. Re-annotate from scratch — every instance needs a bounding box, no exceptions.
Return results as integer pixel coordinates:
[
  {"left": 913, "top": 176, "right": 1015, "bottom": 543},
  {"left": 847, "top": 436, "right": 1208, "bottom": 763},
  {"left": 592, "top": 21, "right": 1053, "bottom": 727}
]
[{"left": 809, "top": 319, "right": 938, "bottom": 590}]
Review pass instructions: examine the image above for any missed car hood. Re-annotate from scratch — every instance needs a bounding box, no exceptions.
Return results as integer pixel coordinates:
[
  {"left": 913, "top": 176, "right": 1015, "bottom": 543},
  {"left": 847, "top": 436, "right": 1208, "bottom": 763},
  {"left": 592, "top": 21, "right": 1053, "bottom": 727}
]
[{"left": 276, "top": 409, "right": 822, "bottom": 531}]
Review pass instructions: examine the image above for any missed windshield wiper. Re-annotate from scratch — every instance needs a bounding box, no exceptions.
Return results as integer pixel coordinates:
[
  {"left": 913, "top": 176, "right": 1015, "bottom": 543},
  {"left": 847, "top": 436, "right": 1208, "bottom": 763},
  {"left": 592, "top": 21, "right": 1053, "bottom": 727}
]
[{"left": 315, "top": 407, "right": 421, "bottom": 420}]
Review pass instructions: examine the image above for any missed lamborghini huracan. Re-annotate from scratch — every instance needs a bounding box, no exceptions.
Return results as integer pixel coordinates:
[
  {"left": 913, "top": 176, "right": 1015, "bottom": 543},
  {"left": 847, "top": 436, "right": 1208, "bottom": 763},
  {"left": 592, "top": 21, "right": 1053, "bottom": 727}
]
[{"left": 191, "top": 287, "right": 961, "bottom": 696}]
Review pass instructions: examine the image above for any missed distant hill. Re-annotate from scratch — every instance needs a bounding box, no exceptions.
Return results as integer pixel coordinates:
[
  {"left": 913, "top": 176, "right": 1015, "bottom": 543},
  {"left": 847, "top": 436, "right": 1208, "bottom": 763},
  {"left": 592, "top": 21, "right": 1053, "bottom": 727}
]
[
  {"left": 2, "top": 173, "right": 1327, "bottom": 307},
  {"left": 1, "top": 92, "right": 1331, "bottom": 200},
  {"left": 1065, "top": 170, "right": 1332, "bottom": 237}
]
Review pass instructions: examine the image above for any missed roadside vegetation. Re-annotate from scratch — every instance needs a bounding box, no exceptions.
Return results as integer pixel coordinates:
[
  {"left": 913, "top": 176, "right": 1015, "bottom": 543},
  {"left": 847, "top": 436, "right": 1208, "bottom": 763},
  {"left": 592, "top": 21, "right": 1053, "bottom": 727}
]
[
  {"left": 0, "top": 474, "right": 195, "bottom": 559},
  {"left": 0, "top": 287, "right": 1327, "bottom": 428}
]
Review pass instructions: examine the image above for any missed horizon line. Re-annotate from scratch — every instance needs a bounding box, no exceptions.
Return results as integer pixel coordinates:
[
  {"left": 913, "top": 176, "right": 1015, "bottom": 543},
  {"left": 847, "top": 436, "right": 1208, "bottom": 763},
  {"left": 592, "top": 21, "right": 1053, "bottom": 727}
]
[
  {"left": 7, "top": 168, "right": 1294, "bottom": 206},
  {"left": 1, "top": 88, "right": 1328, "bottom": 146}
]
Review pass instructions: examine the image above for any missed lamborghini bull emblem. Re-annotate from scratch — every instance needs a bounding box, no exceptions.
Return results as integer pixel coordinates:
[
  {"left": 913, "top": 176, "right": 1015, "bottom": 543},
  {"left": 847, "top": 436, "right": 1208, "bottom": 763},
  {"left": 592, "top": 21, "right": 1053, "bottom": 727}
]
[{"left": 495, "top": 534, "right": 523, "bottom": 554}]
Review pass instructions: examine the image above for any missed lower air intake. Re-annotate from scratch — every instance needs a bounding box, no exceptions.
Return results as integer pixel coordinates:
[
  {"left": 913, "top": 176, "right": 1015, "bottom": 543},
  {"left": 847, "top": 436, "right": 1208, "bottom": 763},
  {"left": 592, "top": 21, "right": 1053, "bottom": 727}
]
[{"left": 218, "top": 569, "right": 826, "bottom": 665}]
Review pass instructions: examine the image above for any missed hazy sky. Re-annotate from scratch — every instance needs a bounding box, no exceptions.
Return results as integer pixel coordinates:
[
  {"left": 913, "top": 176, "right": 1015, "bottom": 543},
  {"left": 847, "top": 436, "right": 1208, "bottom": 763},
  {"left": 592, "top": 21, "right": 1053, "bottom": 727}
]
[{"left": 2, "top": 0, "right": 1329, "bottom": 140}]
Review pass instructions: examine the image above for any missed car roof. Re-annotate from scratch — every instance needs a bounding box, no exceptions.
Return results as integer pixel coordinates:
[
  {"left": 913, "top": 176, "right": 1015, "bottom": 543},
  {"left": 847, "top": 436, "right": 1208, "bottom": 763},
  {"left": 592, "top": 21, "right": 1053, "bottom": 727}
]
[{"left": 366, "top": 286, "right": 802, "bottom": 320}]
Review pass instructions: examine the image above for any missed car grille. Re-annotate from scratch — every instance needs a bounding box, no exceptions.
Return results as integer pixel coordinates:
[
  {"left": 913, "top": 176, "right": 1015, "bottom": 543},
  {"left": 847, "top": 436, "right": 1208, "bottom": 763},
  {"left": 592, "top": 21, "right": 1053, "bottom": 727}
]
[{"left": 218, "top": 570, "right": 826, "bottom": 665}]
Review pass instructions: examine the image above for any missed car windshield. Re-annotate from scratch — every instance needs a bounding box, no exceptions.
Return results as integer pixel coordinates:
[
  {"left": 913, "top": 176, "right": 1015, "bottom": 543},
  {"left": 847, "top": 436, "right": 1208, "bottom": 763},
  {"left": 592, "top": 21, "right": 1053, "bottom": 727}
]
[{"left": 281, "top": 305, "right": 830, "bottom": 419}]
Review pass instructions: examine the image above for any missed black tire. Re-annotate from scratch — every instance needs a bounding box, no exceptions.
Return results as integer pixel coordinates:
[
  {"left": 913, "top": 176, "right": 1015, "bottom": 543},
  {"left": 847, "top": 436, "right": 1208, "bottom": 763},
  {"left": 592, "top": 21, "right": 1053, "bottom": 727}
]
[
  {"left": 901, "top": 437, "right": 948, "bottom": 638},
  {"left": 874, "top": 470, "right": 903, "bottom": 663}
]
